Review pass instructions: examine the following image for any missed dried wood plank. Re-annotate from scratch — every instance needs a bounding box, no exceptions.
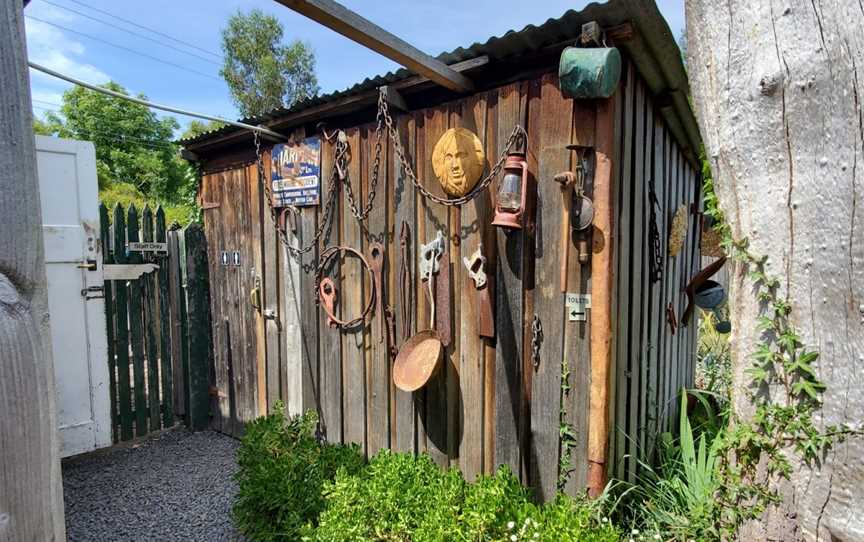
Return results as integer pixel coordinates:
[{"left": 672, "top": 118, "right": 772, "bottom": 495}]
[
  {"left": 420, "top": 106, "right": 450, "bottom": 467},
  {"left": 251, "top": 161, "right": 267, "bottom": 418},
  {"left": 0, "top": 3, "right": 65, "bottom": 535},
  {"left": 298, "top": 212, "right": 320, "bottom": 418},
  {"left": 456, "top": 92, "right": 491, "bottom": 480},
  {"left": 155, "top": 207, "right": 174, "bottom": 428},
  {"left": 112, "top": 204, "right": 134, "bottom": 440},
  {"left": 482, "top": 94, "right": 499, "bottom": 474},
  {"left": 612, "top": 63, "right": 635, "bottom": 481},
  {"left": 317, "top": 132, "right": 342, "bottom": 442},
  {"left": 413, "top": 111, "right": 429, "bottom": 456},
  {"left": 493, "top": 82, "right": 527, "bottom": 478},
  {"left": 341, "top": 127, "right": 367, "bottom": 452},
  {"left": 446, "top": 102, "right": 463, "bottom": 467},
  {"left": 141, "top": 206, "right": 161, "bottom": 432},
  {"left": 100, "top": 203, "right": 118, "bottom": 442},
  {"left": 127, "top": 205, "right": 148, "bottom": 437},
  {"left": 563, "top": 100, "right": 595, "bottom": 496},
  {"left": 184, "top": 223, "right": 212, "bottom": 430},
  {"left": 167, "top": 229, "right": 185, "bottom": 419},
  {"left": 261, "top": 148, "right": 282, "bottom": 413},
  {"left": 529, "top": 73, "right": 571, "bottom": 501},
  {"left": 393, "top": 111, "right": 417, "bottom": 454},
  {"left": 626, "top": 80, "right": 647, "bottom": 484},
  {"left": 661, "top": 127, "right": 676, "bottom": 433},
  {"left": 367, "top": 122, "right": 390, "bottom": 457}
]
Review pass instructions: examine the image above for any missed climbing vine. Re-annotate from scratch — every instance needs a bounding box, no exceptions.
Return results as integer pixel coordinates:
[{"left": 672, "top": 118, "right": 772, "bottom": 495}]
[{"left": 700, "top": 158, "right": 858, "bottom": 536}]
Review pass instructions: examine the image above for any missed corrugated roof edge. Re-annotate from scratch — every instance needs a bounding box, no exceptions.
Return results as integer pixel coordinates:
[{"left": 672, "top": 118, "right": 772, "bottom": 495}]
[{"left": 180, "top": 0, "right": 702, "bottom": 164}]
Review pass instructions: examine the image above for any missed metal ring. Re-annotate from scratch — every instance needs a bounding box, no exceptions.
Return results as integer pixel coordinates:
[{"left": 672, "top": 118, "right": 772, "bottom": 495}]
[{"left": 315, "top": 245, "right": 376, "bottom": 328}]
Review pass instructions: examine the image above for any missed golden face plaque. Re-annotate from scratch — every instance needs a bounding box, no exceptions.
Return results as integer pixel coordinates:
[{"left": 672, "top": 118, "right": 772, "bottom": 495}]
[{"left": 432, "top": 128, "right": 485, "bottom": 197}]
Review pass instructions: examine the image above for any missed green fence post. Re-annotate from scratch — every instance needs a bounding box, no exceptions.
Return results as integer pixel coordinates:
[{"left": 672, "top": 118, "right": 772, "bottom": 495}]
[
  {"left": 182, "top": 223, "right": 211, "bottom": 431},
  {"left": 100, "top": 203, "right": 118, "bottom": 443},
  {"left": 127, "top": 204, "right": 148, "bottom": 437},
  {"left": 113, "top": 204, "right": 133, "bottom": 441},
  {"left": 156, "top": 207, "right": 174, "bottom": 428}
]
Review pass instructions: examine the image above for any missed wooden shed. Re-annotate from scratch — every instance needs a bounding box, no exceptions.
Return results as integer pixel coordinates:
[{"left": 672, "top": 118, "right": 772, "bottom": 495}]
[{"left": 182, "top": 0, "right": 704, "bottom": 500}]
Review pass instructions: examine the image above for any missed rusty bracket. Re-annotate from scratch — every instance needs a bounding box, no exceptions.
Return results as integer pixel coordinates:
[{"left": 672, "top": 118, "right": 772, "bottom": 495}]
[{"left": 666, "top": 302, "right": 678, "bottom": 335}]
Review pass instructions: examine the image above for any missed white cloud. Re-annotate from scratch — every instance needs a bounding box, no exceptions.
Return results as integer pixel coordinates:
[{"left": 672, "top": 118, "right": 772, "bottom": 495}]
[{"left": 26, "top": 18, "right": 110, "bottom": 84}]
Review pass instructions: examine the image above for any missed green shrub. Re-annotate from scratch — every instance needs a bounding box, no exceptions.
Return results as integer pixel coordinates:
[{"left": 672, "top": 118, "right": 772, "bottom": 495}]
[
  {"left": 232, "top": 405, "right": 364, "bottom": 541},
  {"left": 311, "top": 450, "right": 620, "bottom": 542}
]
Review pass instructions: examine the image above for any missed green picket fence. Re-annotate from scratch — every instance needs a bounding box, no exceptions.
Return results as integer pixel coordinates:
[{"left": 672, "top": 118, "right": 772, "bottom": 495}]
[{"left": 100, "top": 203, "right": 212, "bottom": 443}]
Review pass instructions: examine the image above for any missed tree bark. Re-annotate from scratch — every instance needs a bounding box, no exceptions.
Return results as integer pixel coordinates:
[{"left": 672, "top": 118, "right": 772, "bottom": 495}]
[
  {"left": 686, "top": 0, "right": 864, "bottom": 539},
  {"left": 0, "top": 0, "right": 66, "bottom": 540}
]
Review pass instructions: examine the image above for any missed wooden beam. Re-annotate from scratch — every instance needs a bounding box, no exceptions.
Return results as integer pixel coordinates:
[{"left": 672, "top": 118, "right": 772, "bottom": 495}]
[
  {"left": 0, "top": 0, "right": 66, "bottom": 539},
  {"left": 273, "top": 0, "right": 474, "bottom": 92}
]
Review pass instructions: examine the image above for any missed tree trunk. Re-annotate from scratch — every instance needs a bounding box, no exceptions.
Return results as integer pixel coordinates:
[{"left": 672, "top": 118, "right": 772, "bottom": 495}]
[
  {"left": 0, "top": 0, "right": 66, "bottom": 540},
  {"left": 686, "top": 0, "right": 863, "bottom": 539}
]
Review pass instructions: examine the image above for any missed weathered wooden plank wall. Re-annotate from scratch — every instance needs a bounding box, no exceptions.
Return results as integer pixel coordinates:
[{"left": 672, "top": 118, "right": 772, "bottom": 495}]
[
  {"left": 200, "top": 66, "right": 700, "bottom": 494},
  {"left": 608, "top": 61, "right": 701, "bottom": 482}
]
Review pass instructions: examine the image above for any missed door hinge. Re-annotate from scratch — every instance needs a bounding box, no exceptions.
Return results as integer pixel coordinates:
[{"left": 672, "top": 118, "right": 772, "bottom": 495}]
[{"left": 81, "top": 285, "right": 104, "bottom": 300}]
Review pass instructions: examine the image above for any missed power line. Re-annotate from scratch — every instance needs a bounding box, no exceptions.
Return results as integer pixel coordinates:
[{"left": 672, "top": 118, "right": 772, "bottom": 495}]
[
  {"left": 37, "top": 0, "right": 222, "bottom": 67},
  {"left": 25, "top": 15, "right": 222, "bottom": 82},
  {"left": 28, "top": 61, "right": 286, "bottom": 140},
  {"left": 62, "top": 0, "right": 222, "bottom": 59}
]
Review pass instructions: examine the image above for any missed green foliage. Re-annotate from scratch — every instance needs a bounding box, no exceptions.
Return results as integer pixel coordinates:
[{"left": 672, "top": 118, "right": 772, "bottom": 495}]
[
  {"left": 311, "top": 451, "right": 620, "bottom": 542},
  {"left": 180, "top": 119, "right": 227, "bottom": 140},
  {"left": 695, "top": 311, "right": 732, "bottom": 396},
  {"left": 99, "top": 183, "right": 196, "bottom": 225},
  {"left": 626, "top": 390, "right": 725, "bottom": 540},
  {"left": 220, "top": 9, "right": 319, "bottom": 117},
  {"left": 39, "top": 82, "right": 193, "bottom": 202},
  {"left": 233, "top": 405, "right": 365, "bottom": 541}
]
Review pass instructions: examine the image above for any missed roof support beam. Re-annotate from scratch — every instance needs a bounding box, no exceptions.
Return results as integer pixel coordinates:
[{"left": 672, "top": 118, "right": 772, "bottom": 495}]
[{"left": 273, "top": 0, "right": 475, "bottom": 93}]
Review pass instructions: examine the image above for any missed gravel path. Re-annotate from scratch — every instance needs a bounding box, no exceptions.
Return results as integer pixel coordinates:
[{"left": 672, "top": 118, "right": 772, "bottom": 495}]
[{"left": 62, "top": 428, "right": 244, "bottom": 541}]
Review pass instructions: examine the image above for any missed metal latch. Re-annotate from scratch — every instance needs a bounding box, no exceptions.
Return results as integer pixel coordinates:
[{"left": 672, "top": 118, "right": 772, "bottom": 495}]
[
  {"left": 263, "top": 308, "right": 282, "bottom": 332},
  {"left": 566, "top": 293, "right": 591, "bottom": 322},
  {"left": 81, "top": 285, "right": 104, "bottom": 300},
  {"left": 76, "top": 259, "right": 98, "bottom": 271}
]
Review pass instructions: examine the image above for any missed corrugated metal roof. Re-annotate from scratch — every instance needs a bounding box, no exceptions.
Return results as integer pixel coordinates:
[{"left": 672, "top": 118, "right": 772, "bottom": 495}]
[{"left": 182, "top": 0, "right": 701, "bottom": 159}]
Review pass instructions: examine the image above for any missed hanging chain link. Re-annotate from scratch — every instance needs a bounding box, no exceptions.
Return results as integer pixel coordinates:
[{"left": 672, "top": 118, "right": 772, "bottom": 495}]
[
  {"left": 531, "top": 315, "right": 543, "bottom": 370},
  {"left": 376, "top": 88, "right": 527, "bottom": 207},
  {"left": 648, "top": 177, "right": 663, "bottom": 283}
]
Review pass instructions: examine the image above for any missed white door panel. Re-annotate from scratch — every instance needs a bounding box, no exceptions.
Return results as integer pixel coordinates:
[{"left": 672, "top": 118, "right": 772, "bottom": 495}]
[{"left": 36, "top": 135, "right": 111, "bottom": 457}]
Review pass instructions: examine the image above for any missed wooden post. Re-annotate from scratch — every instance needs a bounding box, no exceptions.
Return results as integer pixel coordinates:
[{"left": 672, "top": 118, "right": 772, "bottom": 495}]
[
  {"left": 0, "top": 0, "right": 66, "bottom": 538},
  {"left": 127, "top": 204, "right": 148, "bottom": 436},
  {"left": 142, "top": 205, "right": 161, "bottom": 431},
  {"left": 183, "top": 223, "right": 212, "bottom": 431},
  {"left": 586, "top": 95, "right": 616, "bottom": 498},
  {"left": 100, "top": 203, "right": 118, "bottom": 442},
  {"left": 113, "top": 204, "right": 133, "bottom": 440}
]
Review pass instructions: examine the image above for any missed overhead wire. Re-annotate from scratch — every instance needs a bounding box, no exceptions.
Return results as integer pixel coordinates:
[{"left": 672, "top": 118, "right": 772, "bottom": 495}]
[
  {"left": 25, "top": 15, "right": 222, "bottom": 81},
  {"left": 28, "top": 61, "right": 286, "bottom": 140},
  {"left": 62, "top": 0, "right": 222, "bottom": 59},
  {"left": 32, "top": 105, "right": 181, "bottom": 150},
  {"left": 36, "top": 0, "right": 222, "bottom": 66}
]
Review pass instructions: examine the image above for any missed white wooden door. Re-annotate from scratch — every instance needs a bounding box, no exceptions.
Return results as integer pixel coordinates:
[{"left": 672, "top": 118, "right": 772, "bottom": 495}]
[{"left": 35, "top": 135, "right": 111, "bottom": 457}]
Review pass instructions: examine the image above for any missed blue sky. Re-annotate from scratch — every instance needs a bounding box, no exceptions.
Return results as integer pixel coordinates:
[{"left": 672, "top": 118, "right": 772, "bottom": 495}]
[{"left": 24, "top": 0, "right": 685, "bottom": 135}]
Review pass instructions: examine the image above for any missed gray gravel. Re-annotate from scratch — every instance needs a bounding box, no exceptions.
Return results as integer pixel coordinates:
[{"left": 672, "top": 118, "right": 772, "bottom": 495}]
[{"left": 62, "top": 428, "right": 244, "bottom": 541}]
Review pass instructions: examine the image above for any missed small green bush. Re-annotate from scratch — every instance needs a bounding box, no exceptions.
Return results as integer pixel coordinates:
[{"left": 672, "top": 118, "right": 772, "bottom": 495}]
[
  {"left": 232, "top": 405, "right": 364, "bottom": 541},
  {"left": 311, "top": 450, "right": 621, "bottom": 542}
]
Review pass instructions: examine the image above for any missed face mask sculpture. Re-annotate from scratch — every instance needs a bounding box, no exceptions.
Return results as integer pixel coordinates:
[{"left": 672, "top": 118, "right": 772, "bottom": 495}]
[{"left": 432, "top": 128, "right": 486, "bottom": 197}]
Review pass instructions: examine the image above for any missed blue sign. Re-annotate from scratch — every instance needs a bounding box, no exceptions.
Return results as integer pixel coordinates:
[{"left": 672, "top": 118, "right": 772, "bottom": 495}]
[{"left": 270, "top": 137, "right": 321, "bottom": 207}]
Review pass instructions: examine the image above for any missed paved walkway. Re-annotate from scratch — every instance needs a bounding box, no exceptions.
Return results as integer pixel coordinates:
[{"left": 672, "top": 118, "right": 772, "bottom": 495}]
[{"left": 62, "top": 428, "right": 243, "bottom": 541}]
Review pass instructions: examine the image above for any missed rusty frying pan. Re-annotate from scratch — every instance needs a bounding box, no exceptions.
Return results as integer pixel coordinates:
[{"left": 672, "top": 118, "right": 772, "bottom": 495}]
[{"left": 393, "top": 258, "right": 443, "bottom": 392}]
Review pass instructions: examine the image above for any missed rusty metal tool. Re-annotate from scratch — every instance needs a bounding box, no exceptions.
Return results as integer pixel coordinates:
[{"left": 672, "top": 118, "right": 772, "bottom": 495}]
[
  {"left": 463, "top": 245, "right": 495, "bottom": 338},
  {"left": 369, "top": 242, "right": 385, "bottom": 342},
  {"left": 435, "top": 244, "right": 452, "bottom": 347},
  {"left": 398, "top": 222, "right": 412, "bottom": 343},
  {"left": 553, "top": 171, "right": 576, "bottom": 293},
  {"left": 393, "top": 265, "right": 442, "bottom": 392}
]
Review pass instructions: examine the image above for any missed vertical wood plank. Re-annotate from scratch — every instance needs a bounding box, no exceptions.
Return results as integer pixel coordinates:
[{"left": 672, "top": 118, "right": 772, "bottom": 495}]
[
  {"left": 367, "top": 123, "right": 390, "bottom": 457},
  {"left": 563, "top": 100, "right": 596, "bottom": 496},
  {"left": 155, "top": 208, "right": 173, "bottom": 428},
  {"left": 342, "top": 127, "right": 367, "bottom": 452},
  {"left": 493, "top": 82, "right": 526, "bottom": 477},
  {"left": 167, "top": 227, "right": 186, "bottom": 419},
  {"left": 318, "top": 132, "right": 343, "bottom": 442},
  {"left": 100, "top": 203, "right": 118, "bottom": 442},
  {"left": 261, "top": 149, "right": 282, "bottom": 413},
  {"left": 112, "top": 203, "right": 132, "bottom": 440},
  {"left": 529, "top": 73, "right": 571, "bottom": 501},
  {"left": 457, "top": 92, "right": 490, "bottom": 480},
  {"left": 482, "top": 94, "right": 499, "bottom": 474},
  {"left": 414, "top": 111, "right": 429, "bottom": 456},
  {"left": 126, "top": 204, "right": 148, "bottom": 437},
  {"left": 447, "top": 102, "right": 463, "bottom": 469},
  {"left": 393, "top": 111, "right": 417, "bottom": 454},
  {"left": 142, "top": 205, "right": 161, "bottom": 432},
  {"left": 251, "top": 162, "right": 267, "bottom": 418},
  {"left": 184, "top": 223, "right": 212, "bottom": 430},
  {"left": 613, "top": 62, "right": 635, "bottom": 481},
  {"left": 420, "top": 106, "right": 450, "bottom": 467}
]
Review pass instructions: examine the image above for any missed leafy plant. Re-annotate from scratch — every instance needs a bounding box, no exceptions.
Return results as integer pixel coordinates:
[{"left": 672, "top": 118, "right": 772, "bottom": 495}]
[
  {"left": 233, "top": 405, "right": 364, "bottom": 541},
  {"left": 695, "top": 310, "right": 731, "bottom": 397}
]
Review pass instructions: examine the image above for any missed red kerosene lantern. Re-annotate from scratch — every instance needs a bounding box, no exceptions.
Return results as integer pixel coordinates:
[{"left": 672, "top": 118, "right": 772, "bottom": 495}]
[{"left": 491, "top": 145, "right": 529, "bottom": 229}]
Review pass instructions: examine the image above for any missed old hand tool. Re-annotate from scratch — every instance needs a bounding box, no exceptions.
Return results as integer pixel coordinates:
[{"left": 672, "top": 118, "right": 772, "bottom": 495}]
[
  {"left": 315, "top": 246, "right": 375, "bottom": 329},
  {"left": 398, "top": 222, "right": 412, "bottom": 343},
  {"left": 369, "top": 242, "right": 385, "bottom": 342},
  {"left": 463, "top": 245, "right": 495, "bottom": 338},
  {"left": 681, "top": 256, "right": 727, "bottom": 327},
  {"left": 435, "top": 243, "right": 451, "bottom": 347},
  {"left": 553, "top": 171, "right": 576, "bottom": 293},
  {"left": 394, "top": 261, "right": 442, "bottom": 392},
  {"left": 319, "top": 278, "right": 339, "bottom": 328}
]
